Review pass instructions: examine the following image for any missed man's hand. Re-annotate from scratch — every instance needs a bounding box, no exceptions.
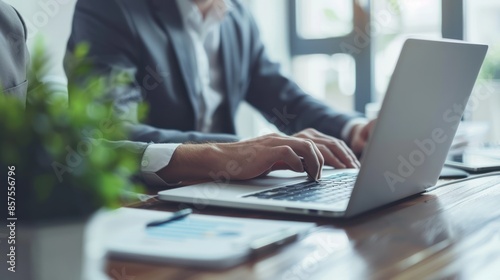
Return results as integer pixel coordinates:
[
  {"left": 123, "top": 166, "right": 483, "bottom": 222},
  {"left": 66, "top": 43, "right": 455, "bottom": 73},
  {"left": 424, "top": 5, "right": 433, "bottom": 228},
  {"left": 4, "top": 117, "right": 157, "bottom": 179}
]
[
  {"left": 348, "top": 119, "right": 376, "bottom": 158},
  {"left": 293, "top": 128, "right": 360, "bottom": 169},
  {"left": 158, "top": 133, "right": 324, "bottom": 182}
]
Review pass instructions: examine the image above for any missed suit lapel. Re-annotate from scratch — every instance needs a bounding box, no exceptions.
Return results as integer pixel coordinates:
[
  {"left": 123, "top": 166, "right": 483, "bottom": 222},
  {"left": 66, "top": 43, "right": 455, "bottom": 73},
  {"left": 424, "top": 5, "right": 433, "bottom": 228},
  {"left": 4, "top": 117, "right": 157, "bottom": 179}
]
[
  {"left": 151, "top": 0, "right": 200, "bottom": 121},
  {"left": 220, "top": 17, "right": 237, "bottom": 119}
]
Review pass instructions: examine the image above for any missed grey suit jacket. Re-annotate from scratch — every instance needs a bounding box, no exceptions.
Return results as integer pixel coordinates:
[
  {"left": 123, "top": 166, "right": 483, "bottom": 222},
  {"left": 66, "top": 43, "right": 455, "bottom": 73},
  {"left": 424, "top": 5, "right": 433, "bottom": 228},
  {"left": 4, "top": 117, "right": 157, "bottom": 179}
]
[
  {"left": 0, "top": 1, "right": 29, "bottom": 105},
  {"left": 66, "top": 0, "right": 361, "bottom": 144}
]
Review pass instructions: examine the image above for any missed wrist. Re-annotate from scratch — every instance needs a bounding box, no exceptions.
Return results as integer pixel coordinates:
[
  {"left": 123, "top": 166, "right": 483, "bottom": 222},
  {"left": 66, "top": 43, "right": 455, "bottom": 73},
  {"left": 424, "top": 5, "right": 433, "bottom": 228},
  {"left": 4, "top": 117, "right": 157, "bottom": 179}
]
[
  {"left": 158, "top": 143, "right": 220, "bottom": 182},
  {"left": 342, "top": 118, "right": 369, "bottom": 145},
  {"left": 197, "top": 143, "right": 225, "bottom": 174}
]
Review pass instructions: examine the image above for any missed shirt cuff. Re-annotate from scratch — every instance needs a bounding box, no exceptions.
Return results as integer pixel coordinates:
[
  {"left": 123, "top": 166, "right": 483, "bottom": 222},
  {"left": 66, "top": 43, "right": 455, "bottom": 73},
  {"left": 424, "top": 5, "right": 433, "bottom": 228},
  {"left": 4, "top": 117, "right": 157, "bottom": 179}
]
[
  {"left": 141, "top": 143, "right": 182, "bottom": 186},
  {"left": 341, "top": 118, "right": 369, "bottom": 142}
]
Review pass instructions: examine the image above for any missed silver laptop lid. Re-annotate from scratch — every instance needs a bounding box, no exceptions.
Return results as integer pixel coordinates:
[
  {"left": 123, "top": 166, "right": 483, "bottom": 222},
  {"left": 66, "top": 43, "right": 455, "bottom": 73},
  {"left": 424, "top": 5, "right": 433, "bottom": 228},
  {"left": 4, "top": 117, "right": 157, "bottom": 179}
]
[{"left": 346, "top": 39, "right": 488, "bottom": 217}]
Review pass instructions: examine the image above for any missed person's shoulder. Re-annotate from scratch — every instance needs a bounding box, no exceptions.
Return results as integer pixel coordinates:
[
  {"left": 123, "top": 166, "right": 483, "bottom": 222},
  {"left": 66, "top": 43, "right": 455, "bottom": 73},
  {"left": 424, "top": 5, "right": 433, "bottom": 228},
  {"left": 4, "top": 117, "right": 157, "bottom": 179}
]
[
  {"left": 0, "top": 0, "right": 14, "bottom": 13},
  {"left": 0, "top": 2, "right": 26, "bottom": 38},
  {"left": 0, "top": 0, "right": 20, "bottom": 28}
]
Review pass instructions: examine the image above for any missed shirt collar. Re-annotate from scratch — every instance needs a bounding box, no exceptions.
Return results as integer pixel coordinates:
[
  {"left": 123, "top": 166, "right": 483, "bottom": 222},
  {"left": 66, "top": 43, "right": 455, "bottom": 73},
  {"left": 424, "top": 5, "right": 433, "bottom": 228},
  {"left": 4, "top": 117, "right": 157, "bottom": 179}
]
[{"left": 176, "top": 0, "right": 231, "bottom": 28}]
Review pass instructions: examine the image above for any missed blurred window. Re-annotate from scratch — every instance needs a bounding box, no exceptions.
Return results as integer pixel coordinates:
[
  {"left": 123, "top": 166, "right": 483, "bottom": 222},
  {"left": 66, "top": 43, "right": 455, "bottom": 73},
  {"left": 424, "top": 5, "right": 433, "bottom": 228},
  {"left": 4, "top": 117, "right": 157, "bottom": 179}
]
[
  {"left": 372, "top": 0, "right": 442, "bottom": 101},
  {"left": 290, "top": 0, "right": 369, "bottom": 112},
  {"left": 289, "top": 0, "right": 466, "bottom": 113},
  {"left": 296, "top": 0, "right": 353, "bottom": 39}
]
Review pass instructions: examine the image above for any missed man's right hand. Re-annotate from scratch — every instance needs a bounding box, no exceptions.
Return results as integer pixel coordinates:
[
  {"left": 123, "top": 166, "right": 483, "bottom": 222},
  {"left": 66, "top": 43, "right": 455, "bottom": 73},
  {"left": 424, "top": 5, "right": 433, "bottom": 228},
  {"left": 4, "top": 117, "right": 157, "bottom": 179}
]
[{"left": 158, "top": 133, "right": 325, "bottom": 182}]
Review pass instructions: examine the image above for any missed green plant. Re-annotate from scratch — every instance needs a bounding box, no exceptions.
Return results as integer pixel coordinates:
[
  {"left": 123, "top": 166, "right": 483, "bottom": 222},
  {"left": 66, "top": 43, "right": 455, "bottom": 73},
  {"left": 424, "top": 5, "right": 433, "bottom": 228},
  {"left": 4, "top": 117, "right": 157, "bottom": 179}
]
[
  {"left": 1, "top": 41, "right": 144, "bottom": 223},
  {"left": 480, "top": 44, "right": 500, "bottom": 80}
]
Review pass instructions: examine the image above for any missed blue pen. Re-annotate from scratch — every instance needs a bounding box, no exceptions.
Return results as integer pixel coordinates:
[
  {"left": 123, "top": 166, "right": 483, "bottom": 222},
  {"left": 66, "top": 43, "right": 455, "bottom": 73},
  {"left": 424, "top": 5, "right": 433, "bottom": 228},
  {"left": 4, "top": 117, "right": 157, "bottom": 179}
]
[{"left": 146, "top": 208, "right": 193, "bottom": 228}]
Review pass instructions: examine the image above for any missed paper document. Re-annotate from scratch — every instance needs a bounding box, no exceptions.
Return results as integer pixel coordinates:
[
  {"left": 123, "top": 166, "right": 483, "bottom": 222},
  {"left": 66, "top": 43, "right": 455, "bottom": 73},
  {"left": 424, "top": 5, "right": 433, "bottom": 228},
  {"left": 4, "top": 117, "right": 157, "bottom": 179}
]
[{"left": 102, "top": 208, "right": 315, "bottom": 268}]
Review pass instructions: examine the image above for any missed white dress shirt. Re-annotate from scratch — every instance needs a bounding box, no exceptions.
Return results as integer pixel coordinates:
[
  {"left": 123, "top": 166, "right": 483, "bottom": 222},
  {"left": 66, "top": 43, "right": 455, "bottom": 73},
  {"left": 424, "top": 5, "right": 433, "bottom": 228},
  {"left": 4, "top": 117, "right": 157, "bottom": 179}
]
[
  {"left": 177, "top": 0, "right": 229, "bottom": 133},
  {"left": 141, "top": 143, "right": 181, "bottom": 186},
  {"left": 140, "top": 0, "right": 364, "bottom": 186},
  {"left": 140, "top": 0, "right": 229, "bottom": 186}
]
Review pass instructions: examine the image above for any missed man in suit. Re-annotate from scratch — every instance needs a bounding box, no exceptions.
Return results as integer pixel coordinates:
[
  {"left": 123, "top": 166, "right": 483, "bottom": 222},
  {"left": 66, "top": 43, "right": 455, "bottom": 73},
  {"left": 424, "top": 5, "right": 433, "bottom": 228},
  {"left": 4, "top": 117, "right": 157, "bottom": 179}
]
[
  {"left": 66, "top": 0, "right": 375, "bottom": 184},
  {"left": 0, "top": 1, "right": 29, "bottom": 105},
  {"left": 0, "top": 0, "right": 327, "bottom": 185}
]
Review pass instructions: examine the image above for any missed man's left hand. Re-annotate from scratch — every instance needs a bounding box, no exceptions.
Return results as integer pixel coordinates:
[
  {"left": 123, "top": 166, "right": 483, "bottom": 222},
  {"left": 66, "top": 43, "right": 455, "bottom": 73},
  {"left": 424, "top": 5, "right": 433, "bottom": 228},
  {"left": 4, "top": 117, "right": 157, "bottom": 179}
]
[
  {"left": 348, "top": 119, "right": 376, "bottom": 158},
  {"left": 293, "top": 128, "right": 360, "bottom": 169}
]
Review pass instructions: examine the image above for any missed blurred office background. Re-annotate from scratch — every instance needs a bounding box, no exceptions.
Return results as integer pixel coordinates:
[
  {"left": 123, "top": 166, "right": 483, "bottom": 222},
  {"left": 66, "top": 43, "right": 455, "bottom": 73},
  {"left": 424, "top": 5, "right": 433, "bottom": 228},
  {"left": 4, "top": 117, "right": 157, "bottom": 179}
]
[{"left": 5, "top": 0, "right": 500, "bottom": 141}]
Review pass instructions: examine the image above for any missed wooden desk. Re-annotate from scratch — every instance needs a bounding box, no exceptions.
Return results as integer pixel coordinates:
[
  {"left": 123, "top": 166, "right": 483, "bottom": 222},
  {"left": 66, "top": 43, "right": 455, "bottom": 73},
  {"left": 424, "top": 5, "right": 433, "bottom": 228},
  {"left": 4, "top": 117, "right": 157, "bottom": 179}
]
[{"left": 107, "top": 176, "right": 500, "bottom": 279}]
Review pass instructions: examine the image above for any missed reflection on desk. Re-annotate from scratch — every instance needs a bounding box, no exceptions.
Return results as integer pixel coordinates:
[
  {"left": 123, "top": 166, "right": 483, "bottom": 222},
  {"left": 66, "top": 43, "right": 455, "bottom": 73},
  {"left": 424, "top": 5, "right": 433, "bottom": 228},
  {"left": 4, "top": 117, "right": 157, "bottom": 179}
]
[{"left": 107, "top": 176, "right": 500, "bottom": 279}]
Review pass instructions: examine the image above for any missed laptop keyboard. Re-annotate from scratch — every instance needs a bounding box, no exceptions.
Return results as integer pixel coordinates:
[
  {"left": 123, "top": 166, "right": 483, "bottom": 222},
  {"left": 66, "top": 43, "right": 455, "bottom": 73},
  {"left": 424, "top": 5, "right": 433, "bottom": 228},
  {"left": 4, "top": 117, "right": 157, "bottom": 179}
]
[{"left": 244, "top": 173, "right": 357, "bottom": 205}]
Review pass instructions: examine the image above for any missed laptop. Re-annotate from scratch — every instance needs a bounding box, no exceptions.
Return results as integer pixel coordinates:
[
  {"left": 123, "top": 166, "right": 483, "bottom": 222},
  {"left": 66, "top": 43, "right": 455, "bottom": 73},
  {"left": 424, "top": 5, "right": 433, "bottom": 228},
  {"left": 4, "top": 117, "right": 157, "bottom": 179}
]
[{"left": 159, "top": 39, "right": 488, "bottom": 218}]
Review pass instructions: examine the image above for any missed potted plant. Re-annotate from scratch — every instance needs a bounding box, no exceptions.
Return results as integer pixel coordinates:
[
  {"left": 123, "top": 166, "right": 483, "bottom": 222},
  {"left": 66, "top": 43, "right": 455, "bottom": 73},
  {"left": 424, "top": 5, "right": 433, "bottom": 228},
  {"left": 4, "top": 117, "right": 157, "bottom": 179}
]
[{"left": 1, "top": 42, "right": 144, "bottom": 280}]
